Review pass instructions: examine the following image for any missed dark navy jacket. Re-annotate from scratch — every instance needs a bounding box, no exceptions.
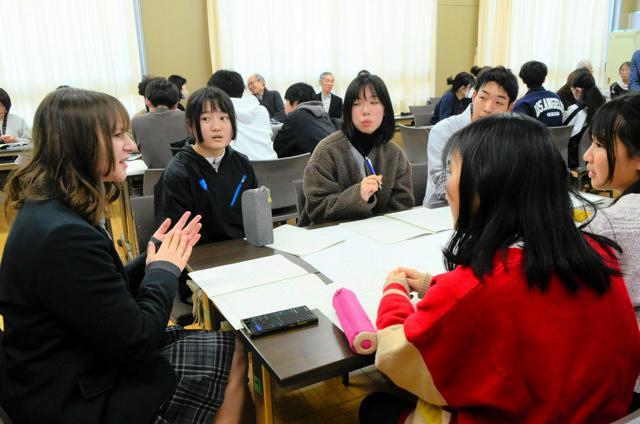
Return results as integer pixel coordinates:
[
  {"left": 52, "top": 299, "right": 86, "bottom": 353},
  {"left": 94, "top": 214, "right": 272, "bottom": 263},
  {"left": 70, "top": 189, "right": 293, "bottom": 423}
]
[
  {"left": 513, "top": 87, "right": 564, "bottom": 127},
  {"left": 155, "top": 144, "right": 258, "bottom": 243}
]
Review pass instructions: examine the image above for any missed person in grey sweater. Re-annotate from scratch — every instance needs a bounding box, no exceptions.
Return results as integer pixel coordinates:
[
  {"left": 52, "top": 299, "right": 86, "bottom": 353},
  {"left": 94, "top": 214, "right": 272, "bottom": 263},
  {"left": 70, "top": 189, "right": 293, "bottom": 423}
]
[
  {"left": 131, "top": 78, "right": 189, "bottom": 169},
  {"left": 583, "top": 94, "right": 640, "bottom": 323},
  {"left": 302, "top": 74, "right": 413, "bottom": 225}
]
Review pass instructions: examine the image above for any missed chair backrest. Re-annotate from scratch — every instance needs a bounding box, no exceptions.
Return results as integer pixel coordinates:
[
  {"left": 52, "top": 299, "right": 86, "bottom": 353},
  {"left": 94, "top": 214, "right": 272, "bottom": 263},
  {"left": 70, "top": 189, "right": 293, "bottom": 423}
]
[
  {"left": 410, "top": 161, "right": 428, "bottom": 206},
  {"left": 143, "top": 168, "right": 164, "bottom": 196},
  {"left": 130, "top": 195, "right": 155, "bottom": 254},
  {"left": 428, "top": 96, "right": 442, "bottom": 105},
  {"left": 576, "top": 126, "right": 591, "bottom": 170},
  {"left": 547, "top": 125, "right": 573, "bottom": 167},
  {"left": 251, "top": 153, "right": 311, "bottom": 211},
  {"left": 399, "top": 125, "right": 429, "bottom": 163},
  {"left": 409, "top": 104, "right": 436, "bottom": 115},
  {"left": 293, "top": 179, "right": 305, "bottom": 216},
  {"left": 413, "top": 112, "right": 433, "bottom": 127}
]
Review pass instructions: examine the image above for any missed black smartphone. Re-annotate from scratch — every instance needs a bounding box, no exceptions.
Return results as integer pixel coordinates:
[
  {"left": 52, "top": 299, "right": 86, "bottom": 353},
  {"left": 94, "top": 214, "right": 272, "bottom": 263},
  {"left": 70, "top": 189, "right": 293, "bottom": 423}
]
[{"left": 241, "top": 306, "right": 318, "bottom": 337}]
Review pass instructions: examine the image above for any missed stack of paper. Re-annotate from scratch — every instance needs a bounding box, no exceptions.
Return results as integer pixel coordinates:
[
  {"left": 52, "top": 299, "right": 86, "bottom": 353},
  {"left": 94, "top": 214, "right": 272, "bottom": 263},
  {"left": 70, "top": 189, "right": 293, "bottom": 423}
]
[
  {"left": 266, "top": 224, "right": 345, "bottom": 256},
  {"left": 213, "top": 274, "right": 331, "bottom": 330}
]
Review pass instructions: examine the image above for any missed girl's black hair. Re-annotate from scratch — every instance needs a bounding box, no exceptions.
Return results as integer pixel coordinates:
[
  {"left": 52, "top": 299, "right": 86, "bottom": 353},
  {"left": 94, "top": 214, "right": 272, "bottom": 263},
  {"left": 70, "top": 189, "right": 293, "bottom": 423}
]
[
  {"left": 341, "top": 74, "right": 395, "bottom": 144},
  {"left": 442, "top": 113, "right": 619, "bottom": 295},
  {"left": 0, "top": 88, "right": 11, "bottom": 135},
  {"left": 185, "top": 86, "right": 237, "bottom": 143},
  {"left": 589, "top": 93, "right": 640, "bottom": 196},
  {"left": 446, "top": 72, "right": 475, "bottom": 93},
  {"left": 571, "top": 70, "right": 605, "bottom": 124},
  {"left": 168, "top": 74, "right": 187, "bottom": 99}
]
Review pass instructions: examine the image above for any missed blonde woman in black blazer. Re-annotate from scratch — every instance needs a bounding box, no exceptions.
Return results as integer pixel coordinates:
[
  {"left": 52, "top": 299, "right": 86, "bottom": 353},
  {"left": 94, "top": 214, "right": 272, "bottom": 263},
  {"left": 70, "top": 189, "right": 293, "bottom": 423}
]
[{"left": 0, "top": 88, "right": 254, "bottom": 423}]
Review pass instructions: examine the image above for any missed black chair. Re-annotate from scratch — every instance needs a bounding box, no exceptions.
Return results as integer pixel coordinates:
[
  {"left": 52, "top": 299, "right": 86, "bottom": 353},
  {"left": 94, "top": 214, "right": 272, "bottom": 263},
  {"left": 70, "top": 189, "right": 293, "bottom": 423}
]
[
  {"left": 399, "top": 125, "right": 429, "bottom": 163},
  {"left": 410, "top": 161, "right": 428, "bottom": 206},
  {"left": 251, "top": 153, "right": 311, "bottom": 222}
]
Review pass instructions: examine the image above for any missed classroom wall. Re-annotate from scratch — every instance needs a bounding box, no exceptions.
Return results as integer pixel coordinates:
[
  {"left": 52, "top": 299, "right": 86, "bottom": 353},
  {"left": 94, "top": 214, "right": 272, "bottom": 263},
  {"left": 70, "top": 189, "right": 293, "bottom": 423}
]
[
  {"left": 434, "top": 0, "right": 479, "bottom": 95},
  {"left": 139, "top": 0, "right": 479, "bottom": 100},
  {"left": 139, "top": 0, "right": 212, "bottom": 91}
]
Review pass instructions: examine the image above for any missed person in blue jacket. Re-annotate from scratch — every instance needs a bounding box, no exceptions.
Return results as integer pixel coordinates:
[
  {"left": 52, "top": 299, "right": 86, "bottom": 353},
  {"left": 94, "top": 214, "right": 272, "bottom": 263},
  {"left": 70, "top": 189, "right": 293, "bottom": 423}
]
[
  {"left": 513, "top": 61, "right": 564, "bottom": 127},
  {"left": 430, "top": 72, "right": 475, "bottom": 125},
  {"left": 629, "top": 50, "right": 640, "bottom": 91}
]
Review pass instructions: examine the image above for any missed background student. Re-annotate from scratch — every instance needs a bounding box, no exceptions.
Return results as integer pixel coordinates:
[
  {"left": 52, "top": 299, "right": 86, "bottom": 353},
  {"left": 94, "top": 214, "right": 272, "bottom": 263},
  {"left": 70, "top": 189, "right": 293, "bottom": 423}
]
[
  {"left": 0, "top": 88, "right": 253, "bottom": 423},
  {"left": 274, "top": 82, "right": 338, "bottom": 158},
  {"left": 424, "top": 66, "right": 518, "bottom": 207},
  {"left": 0, "top": 88, "right": 31, "bottom": 144},
  {"left": 168, "top": 74, "right": 188, "bottom": 111},
  {"left": 430, "top": 72, "right": 475, "bottom": 125},
  {"left": 362, "top": 114, "right": 640, "bottom": 423},
  {"left": 513, "top": 60, "right": 564, "bottom": 127},
  {"left": 610, "top": 61, "right": 631, "bottom": 99},
  {"left": 563, "top": 69, "right": 605, "bottom": 168},
  {"left": 301, "top": 73, "right": 414, "bottom": 225},
  {"left": 131, "top": 78, "right": 189, "bottom": 168},
  {"left": 208, "top": 69, "right": 277, "bottom": 160}
]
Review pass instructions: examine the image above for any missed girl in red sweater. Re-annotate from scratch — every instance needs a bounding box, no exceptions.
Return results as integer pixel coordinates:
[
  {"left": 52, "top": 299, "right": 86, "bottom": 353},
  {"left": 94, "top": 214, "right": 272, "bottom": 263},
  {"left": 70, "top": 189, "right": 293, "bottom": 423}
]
[{"left": 361, "top": 113, "right": 640, "bottom": 424}]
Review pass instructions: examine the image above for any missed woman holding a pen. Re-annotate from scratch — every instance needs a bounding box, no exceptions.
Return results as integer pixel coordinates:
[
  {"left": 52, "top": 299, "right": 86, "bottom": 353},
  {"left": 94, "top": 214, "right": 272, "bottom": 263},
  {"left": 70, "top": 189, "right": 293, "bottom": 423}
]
[
  {"left": 155, "top": 86, "right": 258, "bottom": 243},
  {"left": 301, "top": 73, "right": 414, "bottom": 225}
]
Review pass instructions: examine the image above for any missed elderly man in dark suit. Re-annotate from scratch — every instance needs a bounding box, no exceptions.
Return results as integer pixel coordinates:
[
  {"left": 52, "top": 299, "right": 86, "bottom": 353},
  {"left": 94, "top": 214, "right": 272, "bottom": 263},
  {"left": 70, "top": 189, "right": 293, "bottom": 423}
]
[
  {"left": 315, "top": 71, "right": 343, "bottom": 119},
  {"left": 247, "top": 73, "right": 285, "bottom": 122}
]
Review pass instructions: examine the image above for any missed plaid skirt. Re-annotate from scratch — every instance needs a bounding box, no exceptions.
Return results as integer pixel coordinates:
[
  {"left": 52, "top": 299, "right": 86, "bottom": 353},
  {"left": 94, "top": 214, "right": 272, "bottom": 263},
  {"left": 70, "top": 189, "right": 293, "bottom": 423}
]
[{"left": 153, "top": 326, "right": 235, "bottom": 424}]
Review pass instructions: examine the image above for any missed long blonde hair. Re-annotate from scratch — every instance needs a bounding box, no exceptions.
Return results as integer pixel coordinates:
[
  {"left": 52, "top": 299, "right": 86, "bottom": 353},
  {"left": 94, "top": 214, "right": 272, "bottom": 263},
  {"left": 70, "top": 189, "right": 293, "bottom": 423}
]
[{"left": 3, "top": 88, "right": 129, "bottom": 225}]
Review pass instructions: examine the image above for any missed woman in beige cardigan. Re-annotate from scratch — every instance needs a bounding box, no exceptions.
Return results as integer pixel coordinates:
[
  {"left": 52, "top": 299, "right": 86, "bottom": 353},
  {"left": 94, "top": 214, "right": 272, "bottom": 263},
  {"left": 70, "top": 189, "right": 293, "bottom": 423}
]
[{"left": 302, "top": 74, "right": 414, "bottom": 225}]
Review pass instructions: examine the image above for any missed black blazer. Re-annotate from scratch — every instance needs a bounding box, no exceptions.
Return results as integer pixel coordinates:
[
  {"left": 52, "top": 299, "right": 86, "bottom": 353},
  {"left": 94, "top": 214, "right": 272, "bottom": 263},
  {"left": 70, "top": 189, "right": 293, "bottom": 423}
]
[
  {"left": 257, "top": 88, "right": 285, "bottom": 122},
  {"left": 0, "top": 199, "right": 178, "bottom": 423},
  {"left": 315, "top": 92, "right": 343, "bottom": 119}
]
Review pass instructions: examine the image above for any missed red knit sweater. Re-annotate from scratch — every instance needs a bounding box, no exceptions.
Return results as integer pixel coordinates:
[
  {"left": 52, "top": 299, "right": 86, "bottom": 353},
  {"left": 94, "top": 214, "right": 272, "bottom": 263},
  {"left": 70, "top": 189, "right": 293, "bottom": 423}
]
[{"left": 375, "top": 244, "right": 640, "bottom": 423}]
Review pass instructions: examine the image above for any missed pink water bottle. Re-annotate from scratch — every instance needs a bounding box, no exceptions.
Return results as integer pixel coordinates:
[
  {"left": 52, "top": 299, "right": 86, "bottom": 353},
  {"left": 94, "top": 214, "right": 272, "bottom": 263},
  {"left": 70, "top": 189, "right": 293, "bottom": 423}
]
[{"left": 332, "top": 288, "right": 377, "bottom": 355}]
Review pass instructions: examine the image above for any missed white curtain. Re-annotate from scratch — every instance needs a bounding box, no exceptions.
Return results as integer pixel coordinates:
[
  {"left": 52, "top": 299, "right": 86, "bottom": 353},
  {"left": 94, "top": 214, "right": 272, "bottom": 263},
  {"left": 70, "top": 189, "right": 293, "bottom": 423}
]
[
  {"left": 209, "top": 0, "right": 437, "bottom": 112},
  {"left": 0, "top": 0, "right": 142, "bottom": 125},
  {"left": 477, "top": 0, "right": 611, "bottom": 94}
]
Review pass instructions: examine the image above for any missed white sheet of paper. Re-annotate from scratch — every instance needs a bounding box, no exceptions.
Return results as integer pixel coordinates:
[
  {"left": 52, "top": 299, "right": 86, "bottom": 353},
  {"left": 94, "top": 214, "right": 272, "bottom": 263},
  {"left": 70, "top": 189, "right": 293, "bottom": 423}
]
[
  {"left": 386, "top": 207, "right": 454, "bottom": 233},
  {"left": 126, "top": 159, "right": 148, "bottom": 176},
  {"left": 266, "top": 224, "right": 345, "bottom": 256},
  {"left": 303, "top": 226, "right": 452, "bottom": 327},
  {"left": 212, "top": 274, "right": 331, "bottom": 329},
  {"left": 339, "top": 215, "right": 428, "bottom": 245},
  {"left": 188, "top": 254, "right": 309, "bottom": 297}
]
